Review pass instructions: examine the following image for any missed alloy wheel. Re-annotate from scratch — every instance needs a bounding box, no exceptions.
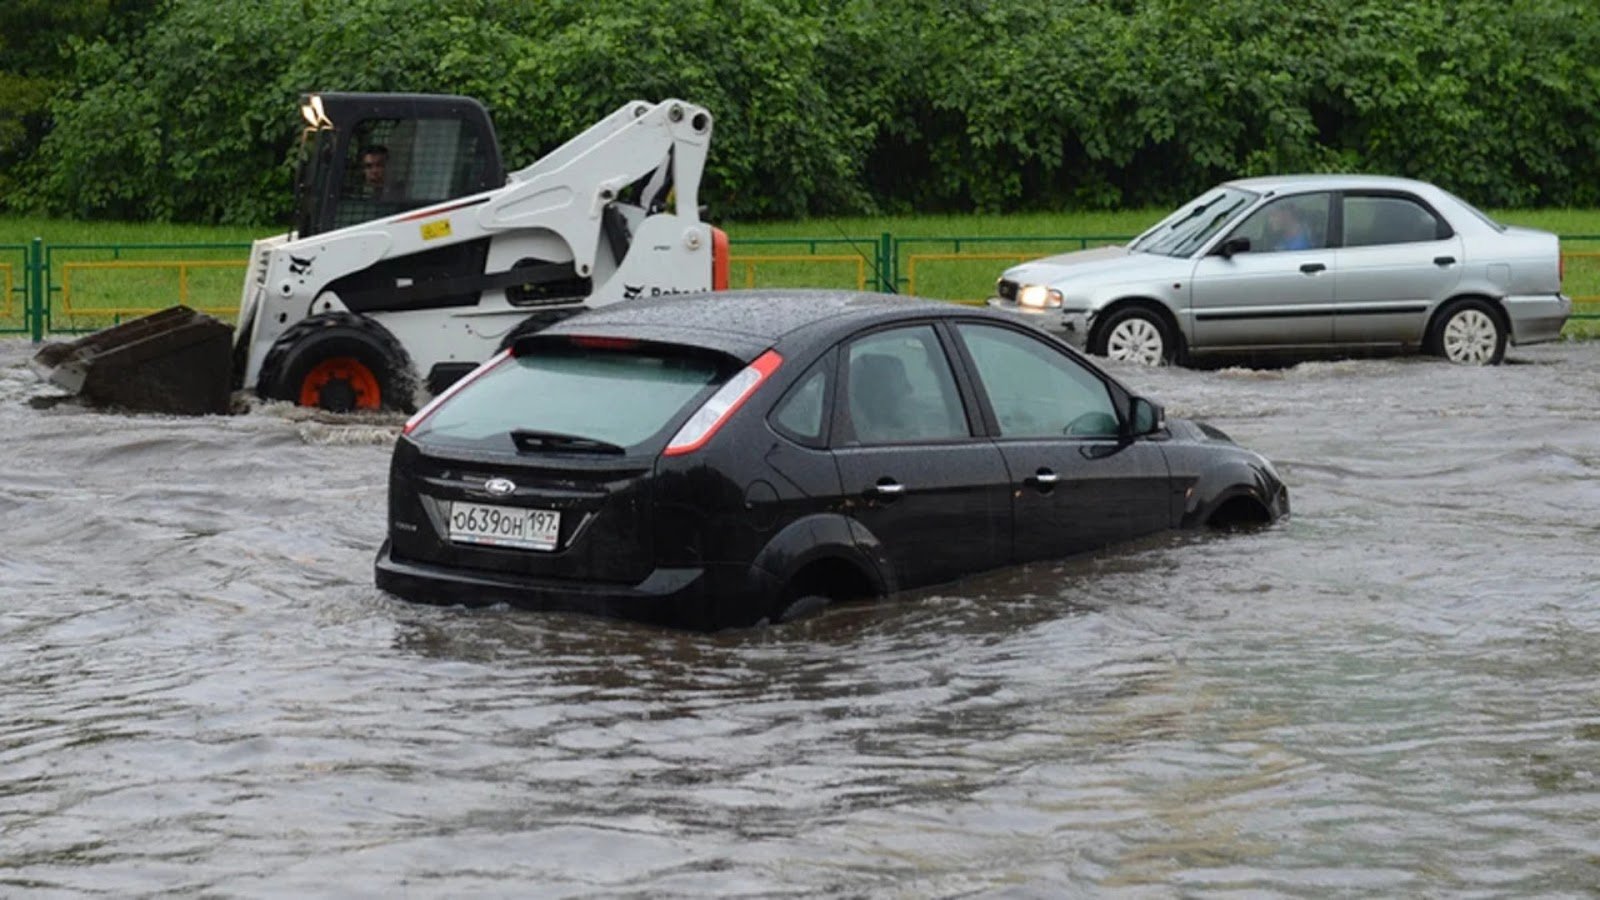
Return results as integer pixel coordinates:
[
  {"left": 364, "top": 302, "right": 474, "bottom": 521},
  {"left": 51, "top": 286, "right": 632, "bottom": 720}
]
[
  {"left": 1441, "top": 309, "right": 1498, "bottom": 365},
  {"left": 1106, "top": 318, "right": 1166, "bottom": 365}
]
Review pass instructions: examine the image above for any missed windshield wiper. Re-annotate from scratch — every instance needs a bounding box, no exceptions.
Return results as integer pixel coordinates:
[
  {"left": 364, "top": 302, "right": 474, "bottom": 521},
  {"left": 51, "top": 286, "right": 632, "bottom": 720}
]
[
  {"left": 510, "top": 429, "right": 626, "bottom": 455},
  {"left": 1168, "top": 193, "right": 1223, "bottom": 230}
]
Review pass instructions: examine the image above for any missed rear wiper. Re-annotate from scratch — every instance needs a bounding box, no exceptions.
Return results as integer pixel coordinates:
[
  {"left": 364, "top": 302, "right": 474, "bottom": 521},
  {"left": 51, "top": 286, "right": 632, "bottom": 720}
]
[{"left": 510, "top": 429, "right": 626, "bottom": 455}]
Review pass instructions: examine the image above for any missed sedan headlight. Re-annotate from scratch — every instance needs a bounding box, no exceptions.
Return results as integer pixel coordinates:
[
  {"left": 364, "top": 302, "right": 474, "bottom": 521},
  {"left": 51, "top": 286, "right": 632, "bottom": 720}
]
[{"left": 1018, "top": 284, "right": 1064, "bottom": 310}]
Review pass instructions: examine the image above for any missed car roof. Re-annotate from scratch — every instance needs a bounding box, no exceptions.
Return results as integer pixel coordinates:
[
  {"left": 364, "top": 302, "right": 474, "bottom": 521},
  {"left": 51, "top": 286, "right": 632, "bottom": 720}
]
[
  {"left": 1222, "top": 173, "right": 1445, "bottom": 196},
  {"left": 540, "top": 289, "right": 974, "bottom": 359}
]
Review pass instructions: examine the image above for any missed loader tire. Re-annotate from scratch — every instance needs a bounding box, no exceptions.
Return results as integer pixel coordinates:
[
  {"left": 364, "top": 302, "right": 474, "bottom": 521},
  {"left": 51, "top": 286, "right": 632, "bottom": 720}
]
[{"left": 256, "top": 313, "right": 416, "bottom": 413}]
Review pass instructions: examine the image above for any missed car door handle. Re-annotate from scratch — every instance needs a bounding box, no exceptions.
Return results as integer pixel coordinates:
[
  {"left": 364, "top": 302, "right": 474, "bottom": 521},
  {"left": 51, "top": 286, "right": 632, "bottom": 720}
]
[
  {"left": 868, "top": 479, "right": 905, "bottom": 498},
  {"left": 1026, "top": 468, "right": 1059, "bottom": 487},
  {"left": 1300, "top": 262, "right": 1326, "bottom": 274},
  {"left": 1434, "top": 255, "right": 1456, "bottom": 266}
]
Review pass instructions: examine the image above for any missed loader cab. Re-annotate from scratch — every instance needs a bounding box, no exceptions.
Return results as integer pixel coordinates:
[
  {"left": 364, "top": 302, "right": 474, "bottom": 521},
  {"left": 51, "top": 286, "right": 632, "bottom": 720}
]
[{"left": 293, "top": 92, "right": 506, "bottom": 238}]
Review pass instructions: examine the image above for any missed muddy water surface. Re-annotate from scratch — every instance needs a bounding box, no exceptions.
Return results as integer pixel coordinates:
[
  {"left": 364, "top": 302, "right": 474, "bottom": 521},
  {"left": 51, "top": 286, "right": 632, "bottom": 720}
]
[{"left": 1, "top": 338, "right": 1597, "bottom": 896}]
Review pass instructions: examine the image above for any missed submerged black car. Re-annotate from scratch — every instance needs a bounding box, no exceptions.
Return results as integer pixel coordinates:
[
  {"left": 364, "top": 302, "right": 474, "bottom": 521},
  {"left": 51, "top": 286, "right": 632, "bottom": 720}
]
[{"left": 375, "top": 290, "right": 1288, "bottom": 629}]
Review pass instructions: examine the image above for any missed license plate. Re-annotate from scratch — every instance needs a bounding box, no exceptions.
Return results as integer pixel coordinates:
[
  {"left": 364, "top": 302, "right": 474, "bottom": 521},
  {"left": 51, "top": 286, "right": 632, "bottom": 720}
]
[{"left": 448, "top": 501, "right": 560, "bottom": 551}]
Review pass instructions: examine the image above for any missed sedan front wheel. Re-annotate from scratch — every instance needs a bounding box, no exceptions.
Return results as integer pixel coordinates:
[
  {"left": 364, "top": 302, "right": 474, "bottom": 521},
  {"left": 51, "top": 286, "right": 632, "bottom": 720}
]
[
  {"left": 1093, "top": 307, "right": 1177, "bottom": 366},
  {"left": 1430, "top": 299, "right": 1506, "bottom": 365}
]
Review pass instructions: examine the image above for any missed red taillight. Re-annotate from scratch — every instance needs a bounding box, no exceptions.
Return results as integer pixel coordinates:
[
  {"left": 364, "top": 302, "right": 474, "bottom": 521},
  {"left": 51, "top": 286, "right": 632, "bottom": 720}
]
[
  {"left": 664, "top": 350, "right": 781, "bottom": 456},
  {"left": 711, "top": 226, "right": 729, "bottom": 291},
  {"left": 402, "top": 349, "right": 510, "bottom": 436}
]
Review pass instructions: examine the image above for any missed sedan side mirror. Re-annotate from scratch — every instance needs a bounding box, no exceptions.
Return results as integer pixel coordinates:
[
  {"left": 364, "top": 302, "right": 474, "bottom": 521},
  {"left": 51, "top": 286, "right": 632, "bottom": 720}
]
[
  {"left": 1128, "top": 396, "right": 1165, "bottom": 437},
  {"left": 1217, "top": 236, "right": 1251, "bottom": 258}
]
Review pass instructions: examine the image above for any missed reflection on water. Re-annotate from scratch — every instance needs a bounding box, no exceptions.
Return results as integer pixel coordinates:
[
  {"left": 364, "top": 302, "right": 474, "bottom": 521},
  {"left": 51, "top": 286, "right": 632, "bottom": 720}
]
[{"left": 1, "top": 339, "right": 1598, "bottom": 895}]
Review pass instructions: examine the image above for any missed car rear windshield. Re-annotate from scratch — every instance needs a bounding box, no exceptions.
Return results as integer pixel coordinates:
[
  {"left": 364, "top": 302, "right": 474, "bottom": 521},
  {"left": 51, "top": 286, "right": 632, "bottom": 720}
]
[{"left": 413, "top": 340, "right": 735, "bottom": 451}]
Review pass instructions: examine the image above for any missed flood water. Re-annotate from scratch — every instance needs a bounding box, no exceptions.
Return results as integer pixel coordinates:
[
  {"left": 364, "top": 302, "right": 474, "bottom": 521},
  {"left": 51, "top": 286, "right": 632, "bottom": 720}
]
[{"left": 1, "top": 336, "right": 1597, "bottom": 897}]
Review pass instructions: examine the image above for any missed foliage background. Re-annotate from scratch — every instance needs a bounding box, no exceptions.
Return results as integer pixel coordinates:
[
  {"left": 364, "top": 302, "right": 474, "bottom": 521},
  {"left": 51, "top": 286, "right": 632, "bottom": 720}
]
[{"left": 4, "top": 0, "right": 1599, "bottom": 225}]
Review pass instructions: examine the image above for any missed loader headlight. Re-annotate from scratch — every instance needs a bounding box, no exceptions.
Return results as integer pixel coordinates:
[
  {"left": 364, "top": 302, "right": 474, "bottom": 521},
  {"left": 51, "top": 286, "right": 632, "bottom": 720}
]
[
  {"left": 1018, "top": 284, "right": 1063, "bottom": 310},
  {"left": 300, "top": 94, "right": 331, "bottom": 129}
]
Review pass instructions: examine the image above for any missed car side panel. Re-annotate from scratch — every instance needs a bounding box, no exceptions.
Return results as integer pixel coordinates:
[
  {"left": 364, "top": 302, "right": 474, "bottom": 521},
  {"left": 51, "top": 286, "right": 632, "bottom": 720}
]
[
  {"left": 1188, "top": 250, "right": 1336, "bottom": 348},
  {"left": 1332, "top": 235, "right": 1463, "bottom": 344},
  {"left": 993, "top": 438, "right": 1173, "bottom": 563},
  {"left": 833, "top": 443, "right": 1012, "bottom": 591}
]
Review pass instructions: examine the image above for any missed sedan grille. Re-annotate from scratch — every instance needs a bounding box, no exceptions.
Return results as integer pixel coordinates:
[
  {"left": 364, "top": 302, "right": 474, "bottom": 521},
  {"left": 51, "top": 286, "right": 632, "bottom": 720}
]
[{"left": 997, "top": 279, "right": 1019, "bottom": 302}]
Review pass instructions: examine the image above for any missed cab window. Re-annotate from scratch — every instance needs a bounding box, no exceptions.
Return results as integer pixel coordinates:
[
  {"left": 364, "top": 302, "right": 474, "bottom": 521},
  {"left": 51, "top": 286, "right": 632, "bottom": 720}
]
[{"left": 335, "top": 117, "right": 490, "bottom": 228}]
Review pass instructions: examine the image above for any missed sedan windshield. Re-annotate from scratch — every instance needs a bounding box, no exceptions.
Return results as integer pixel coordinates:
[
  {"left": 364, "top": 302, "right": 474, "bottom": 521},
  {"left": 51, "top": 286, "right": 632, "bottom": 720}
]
[{"left": 1130, "top": 186, "right": 1259, "bottom": 257}]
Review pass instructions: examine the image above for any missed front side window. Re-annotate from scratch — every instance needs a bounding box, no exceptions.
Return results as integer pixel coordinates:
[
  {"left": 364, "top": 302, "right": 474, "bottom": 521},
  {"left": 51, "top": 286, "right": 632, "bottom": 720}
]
[
  {"left": 844, "top": 326, "right": 968, "bottom": 445},
  {"left": 1343, "top": 194, "right": 1450, "bottom": 247},
  {"left": 1227, "top": 193, "right": 1332, "bottom": 253},
  {"left": 414, "top": 342, "right": 729, "bottom": 451},
  {"left": 956, "top": 323, "right": 1120, "bottom": 438}
]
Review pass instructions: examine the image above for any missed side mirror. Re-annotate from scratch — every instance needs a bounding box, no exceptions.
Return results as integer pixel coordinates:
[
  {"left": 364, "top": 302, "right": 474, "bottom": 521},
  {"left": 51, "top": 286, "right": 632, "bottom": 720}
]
[
  {"left": 1217, "top": 236, "right": 1250, "bottom": 258},
  {"left": 1128, "top": 396, "right": 1165, "bottom": 437}
]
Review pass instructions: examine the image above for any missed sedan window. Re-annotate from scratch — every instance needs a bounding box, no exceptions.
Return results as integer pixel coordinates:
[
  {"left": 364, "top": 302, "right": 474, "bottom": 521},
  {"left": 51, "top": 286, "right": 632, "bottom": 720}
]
[
  {"left": 1227, "top": 193, "right": 1331, "bottom": 253},
  {"left": 956, "top": 323, "right": 1120, "bottom": 438},
  {"left": 845, "top": 326, "right": 968, "bottom": 444},
  {"left": 1343, "top": 195, "right": 1449, "bottom": 247}
]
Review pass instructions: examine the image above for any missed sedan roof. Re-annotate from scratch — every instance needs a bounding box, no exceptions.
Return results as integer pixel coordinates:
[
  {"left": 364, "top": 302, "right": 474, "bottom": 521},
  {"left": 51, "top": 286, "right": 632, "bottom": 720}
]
[
  {"left": 1224, "top": 173, "right": 1445, "bottom": 195},
  {"left": 539, "top": 289, "right": 969, "bottom": 359}
]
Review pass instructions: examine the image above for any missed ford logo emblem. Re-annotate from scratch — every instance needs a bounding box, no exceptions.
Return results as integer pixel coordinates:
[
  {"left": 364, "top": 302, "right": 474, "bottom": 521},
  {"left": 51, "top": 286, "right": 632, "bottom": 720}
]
[{"left": 484, "top": 477, "right": 516, "bottom": 496}]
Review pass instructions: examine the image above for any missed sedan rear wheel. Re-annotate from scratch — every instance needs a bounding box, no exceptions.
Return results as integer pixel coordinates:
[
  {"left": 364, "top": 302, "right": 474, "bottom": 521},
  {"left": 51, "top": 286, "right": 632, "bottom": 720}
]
[
  {"left": 1094, "top": 307, "right": 1175, "bottom": 366},
  {"left": 1431, "top": 300, "right": 1506, "bottom": 365}
]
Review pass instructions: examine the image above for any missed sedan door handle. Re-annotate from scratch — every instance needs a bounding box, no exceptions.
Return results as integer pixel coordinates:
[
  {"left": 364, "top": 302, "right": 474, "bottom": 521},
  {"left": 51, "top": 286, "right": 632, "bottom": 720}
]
[
  {"left": 868, "top": 479, "right": 905, "bottom": 498},
  {"left": 1026, "top": 468, "right": 1059, "bottom": 489},
  {"left": 1299, "top": 262, "right": 1326, "bottom": 274},
  {"left": 1434, "top": 255, "right": 1456, "bottom": 266}
]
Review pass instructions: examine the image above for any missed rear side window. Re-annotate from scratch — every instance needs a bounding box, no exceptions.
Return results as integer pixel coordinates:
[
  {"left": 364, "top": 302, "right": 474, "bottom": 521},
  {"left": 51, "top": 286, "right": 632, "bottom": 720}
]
[
  {"left": 1343, "top": 195, "right": 1450, "bottom": 247},
  {"left": 414, "top": 342, "right": 730, "bottom": 450},
  {"left": 845, "top": 326, "right": 968, "bottom": 445},
  {"left": 770, "top": 357, "right": 831, "bottom": 445}
]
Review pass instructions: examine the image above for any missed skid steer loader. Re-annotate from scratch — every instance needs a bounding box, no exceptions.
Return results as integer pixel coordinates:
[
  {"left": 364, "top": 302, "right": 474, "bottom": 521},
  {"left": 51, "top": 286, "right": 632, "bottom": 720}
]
[{"left": 31, "top": 92, "right": 728, "bottom": 414}]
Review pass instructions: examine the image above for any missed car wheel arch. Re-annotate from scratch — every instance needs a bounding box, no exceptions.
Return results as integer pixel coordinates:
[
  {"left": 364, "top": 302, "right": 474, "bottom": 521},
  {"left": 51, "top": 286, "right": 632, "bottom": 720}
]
[
  {"left": 751, "top": 512, "right": 893, "bottom": 608},
  {"left": 1179, "top": 461, "right": 1279, "bottom": 529},
  {"left": 1202, "top": 490, "right": 1275, "bottom": 530},
  {"left": 1089, "top": 297, "right": 1187, "bottom": 360},
  {"left": 1425, "top": 294, "right": 1510, "bottom": 363}
]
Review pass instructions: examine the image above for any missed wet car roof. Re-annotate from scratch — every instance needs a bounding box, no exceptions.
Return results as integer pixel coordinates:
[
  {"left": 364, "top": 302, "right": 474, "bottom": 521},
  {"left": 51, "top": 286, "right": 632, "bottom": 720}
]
[
  {"left": 1224, "top": 173, "right": 1445, "bottom": 195},
  {"left": 540, "top": 289, "right": 964, "bottom": 358}
]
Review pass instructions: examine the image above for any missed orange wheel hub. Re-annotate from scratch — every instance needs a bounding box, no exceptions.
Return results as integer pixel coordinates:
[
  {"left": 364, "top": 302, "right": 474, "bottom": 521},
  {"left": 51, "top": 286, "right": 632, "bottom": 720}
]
[{"left": 298, "top": 356, "right": 381, "bottom": 410}]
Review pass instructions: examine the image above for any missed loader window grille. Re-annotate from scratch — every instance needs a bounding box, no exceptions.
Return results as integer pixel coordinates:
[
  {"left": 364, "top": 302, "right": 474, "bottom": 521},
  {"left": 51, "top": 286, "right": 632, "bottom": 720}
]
[{"left": 334, "top": 117, "right": 491, "bottom": 229}]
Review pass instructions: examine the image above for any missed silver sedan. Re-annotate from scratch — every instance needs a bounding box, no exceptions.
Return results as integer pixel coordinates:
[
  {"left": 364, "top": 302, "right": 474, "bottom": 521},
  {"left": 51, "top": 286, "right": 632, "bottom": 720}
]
[{"left": 989, "top": 175, "right": 1572, "bottom": 365}]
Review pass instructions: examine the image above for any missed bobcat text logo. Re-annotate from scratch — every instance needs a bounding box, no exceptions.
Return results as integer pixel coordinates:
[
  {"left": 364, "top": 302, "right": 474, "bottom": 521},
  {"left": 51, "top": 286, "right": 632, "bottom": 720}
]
[
  {"left": 288, "top": 255, "right": 316, "bottom": 276},
  {"left": 624, "top": 285, "right": 698, "bottom": 299}
]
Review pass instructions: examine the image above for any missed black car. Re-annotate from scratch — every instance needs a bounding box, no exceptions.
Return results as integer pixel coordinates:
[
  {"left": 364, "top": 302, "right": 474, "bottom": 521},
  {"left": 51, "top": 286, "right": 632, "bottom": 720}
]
[{"left": 375, "top": 290, "right": 1289, "bottom": 630}]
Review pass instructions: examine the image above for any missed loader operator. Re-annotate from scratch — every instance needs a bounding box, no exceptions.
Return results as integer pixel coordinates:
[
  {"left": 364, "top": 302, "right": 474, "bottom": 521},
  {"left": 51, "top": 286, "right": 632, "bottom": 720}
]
[{"left": 359, "top": 145, "right": 389, "bottom": 199}]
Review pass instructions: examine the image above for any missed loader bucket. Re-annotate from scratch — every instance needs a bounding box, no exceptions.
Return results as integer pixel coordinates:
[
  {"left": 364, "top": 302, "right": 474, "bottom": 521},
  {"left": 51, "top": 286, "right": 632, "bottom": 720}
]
[{"left": 29, "top": 306, "right": 235, "bottom": 415}]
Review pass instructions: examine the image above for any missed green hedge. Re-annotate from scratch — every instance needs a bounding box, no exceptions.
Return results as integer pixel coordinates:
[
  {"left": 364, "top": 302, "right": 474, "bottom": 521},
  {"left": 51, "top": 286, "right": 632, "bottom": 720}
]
[{"left": 11, "top": 0, "right": 1600, "bottom": 224}]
